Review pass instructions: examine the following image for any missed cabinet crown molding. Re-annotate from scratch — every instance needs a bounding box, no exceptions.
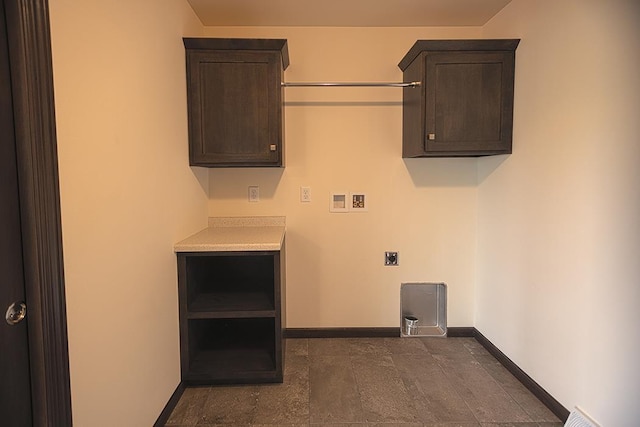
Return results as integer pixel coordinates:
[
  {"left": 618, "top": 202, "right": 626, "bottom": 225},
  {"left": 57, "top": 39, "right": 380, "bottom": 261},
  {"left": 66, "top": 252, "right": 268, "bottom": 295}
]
[
  {"left": 399, "top": 38, "right": 520, "bottom": 71},
  {"left": 183, "top": 37, "right": 289, "bottom": 69}
]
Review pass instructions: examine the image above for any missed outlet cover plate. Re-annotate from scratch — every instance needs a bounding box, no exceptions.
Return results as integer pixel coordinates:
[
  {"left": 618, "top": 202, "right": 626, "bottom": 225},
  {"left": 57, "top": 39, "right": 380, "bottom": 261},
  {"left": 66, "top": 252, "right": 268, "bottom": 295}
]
[
  {"left": 248, "top": 186, "right": 259, "bottom": 202},
  {"left": 301, "top": 186, "right": 311, "bottom": 202}
]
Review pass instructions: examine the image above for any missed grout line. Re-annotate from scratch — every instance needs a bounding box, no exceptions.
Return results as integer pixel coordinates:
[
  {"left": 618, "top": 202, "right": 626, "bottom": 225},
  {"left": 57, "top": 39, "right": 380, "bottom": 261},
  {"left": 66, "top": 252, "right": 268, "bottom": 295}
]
[
  {"left": 348, "top": 347, "right": 366, "bottom": 423},
  {"left": 303, "top": 339, "right": 311, "bottom": 427}
]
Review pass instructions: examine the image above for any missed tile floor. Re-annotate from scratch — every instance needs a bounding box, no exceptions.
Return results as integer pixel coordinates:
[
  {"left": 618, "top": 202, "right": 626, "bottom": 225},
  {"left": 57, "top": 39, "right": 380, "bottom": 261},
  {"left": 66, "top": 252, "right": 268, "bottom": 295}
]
[{"left": 165, "top": 337, "right": 563, "bottom": 426}]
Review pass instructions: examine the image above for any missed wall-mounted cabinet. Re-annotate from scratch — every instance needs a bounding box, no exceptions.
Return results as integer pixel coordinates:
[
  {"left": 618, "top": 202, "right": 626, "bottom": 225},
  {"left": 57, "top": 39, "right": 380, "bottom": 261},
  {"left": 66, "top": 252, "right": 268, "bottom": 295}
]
[
  {"left": 399, "top": 39, "right": 519, "bottom": 157},
  {"left": 184, "top": 38, "right": 289, "bottom": 167}
]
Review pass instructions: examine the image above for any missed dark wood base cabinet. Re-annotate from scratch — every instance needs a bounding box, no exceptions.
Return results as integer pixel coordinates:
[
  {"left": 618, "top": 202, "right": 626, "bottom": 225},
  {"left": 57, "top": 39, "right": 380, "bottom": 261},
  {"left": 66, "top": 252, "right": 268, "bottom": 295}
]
[{"left": 177, "top": 249, "right": 285, "bottom": 384}]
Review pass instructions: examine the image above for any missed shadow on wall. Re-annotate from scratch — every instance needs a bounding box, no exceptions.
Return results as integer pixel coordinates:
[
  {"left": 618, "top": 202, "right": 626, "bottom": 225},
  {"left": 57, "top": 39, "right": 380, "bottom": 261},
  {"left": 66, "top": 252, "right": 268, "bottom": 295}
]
[
  {"left": 190, "top": 165, "right": 210, "bottom": 196},
  {"left": 477, "top": 154, "right": 509, "bottom": 184},
  {"left": 208, "top": 167, "right": 285, "bottom": 199},
  {"left": 403, "top": 157, "right": 479, "bottom": 188}
]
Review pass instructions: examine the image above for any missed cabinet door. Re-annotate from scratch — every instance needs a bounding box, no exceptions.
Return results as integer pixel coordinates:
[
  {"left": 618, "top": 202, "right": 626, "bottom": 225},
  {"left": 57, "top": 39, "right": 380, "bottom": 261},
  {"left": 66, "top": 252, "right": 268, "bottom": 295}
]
[
  {"left": 425, "top": 51, "right": 515, "bottom": 155},
  {"left": 187, "top": 50, "right": 282, "bottom": 166}
]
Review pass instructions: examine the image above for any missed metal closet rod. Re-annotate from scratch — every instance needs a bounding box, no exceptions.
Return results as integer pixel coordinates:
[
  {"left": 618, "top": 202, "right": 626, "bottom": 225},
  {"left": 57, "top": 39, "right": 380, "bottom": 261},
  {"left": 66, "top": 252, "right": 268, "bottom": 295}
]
[{"left": 281, "top": 81, "right": 421, "bottom": 88}]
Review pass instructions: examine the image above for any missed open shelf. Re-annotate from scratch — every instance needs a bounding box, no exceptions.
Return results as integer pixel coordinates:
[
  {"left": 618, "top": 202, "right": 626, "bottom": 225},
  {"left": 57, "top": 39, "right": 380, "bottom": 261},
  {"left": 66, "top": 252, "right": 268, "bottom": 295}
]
[
  {"left": 188, "top": 348, "right": 277, "bottom": 383},
  {"left": 186, "top": 254, "right": 276, "bottom": 313},
  {"left": 188, "top": 290, "right": 275, "bottom": 315},
  {"left": 185, "top": 318, "right": 279, "bottom": 383}
]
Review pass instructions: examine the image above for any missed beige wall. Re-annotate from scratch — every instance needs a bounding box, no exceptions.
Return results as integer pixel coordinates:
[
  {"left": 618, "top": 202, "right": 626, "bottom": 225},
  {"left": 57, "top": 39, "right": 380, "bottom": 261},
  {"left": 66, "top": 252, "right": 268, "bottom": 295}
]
[
  {"left": 478, "top": 0, "right": 640, "bottom": 425},
  {"left": 203, "top": 26, "right": 482, "bottom": 328},
  {"left": 47, "top": 0, "right": 640, "bottom": 425},
  {"left": 49, "top": 0, "right": 207, "bottom": 425}
]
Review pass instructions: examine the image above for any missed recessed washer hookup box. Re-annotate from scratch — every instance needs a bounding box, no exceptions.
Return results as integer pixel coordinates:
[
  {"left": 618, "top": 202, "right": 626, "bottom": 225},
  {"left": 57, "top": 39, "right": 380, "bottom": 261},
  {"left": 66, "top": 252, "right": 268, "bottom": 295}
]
[{"left": 400, "top": 282, "right": 447, "bottom": 337}]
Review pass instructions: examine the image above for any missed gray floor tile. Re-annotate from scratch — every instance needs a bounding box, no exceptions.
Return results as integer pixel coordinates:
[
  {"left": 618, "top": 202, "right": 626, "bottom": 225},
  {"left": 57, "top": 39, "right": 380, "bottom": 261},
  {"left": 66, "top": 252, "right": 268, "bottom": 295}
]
[
  {"left": 370, "top": 424, "right": 424, "bottom": 427},
  {"left": 474, "top": 354, "right": 560, "bottom": 422},
  {"left": 393, "top": 353, "right": 477, "bottom": 423},
  {"left": 165, "top": 337, "right": 561, "bottom": 427},
  {"left": 165, "top": 386, "right": 208, "bottom": 425},
  {"left": 432, "top": 353, "right": 532, "bottom": 423},
  {"left": 351, "top": 354, "right": 420, "bottom": 423},
  {"left": 284, "top": 354, "right": 309, "bottom": 387},
  {"left": 309, "top": 355, "right": 366, "bottom": 423},
  {"left": 347, "top": 338, "right": 393, "bottom": 356},
  {"left": 193, "top": 424, "right": 308, "bottom": 426},
  {"left": 383, "top": 337, "right": 429, "bottom": 354},
  {"left": 254, "top": 382, "right": 309, "bottom": 424},
  {"left": 463, "top": 338, "right": 493, "bottom": 357},
  {"left": 196, "top": 425, "right": 307, "bottom": 427},
  {"left": 422, "top": 337, "right": 478, "bottom": 361},
  {"left": 311, "top": 423, "right": 424, "bottom": 427},
  {"left": 286, "top": 338, "right": 309, "bottom": 356},
  {"left": 366, "top": 423, "right": 424, "bottom": 427},
  {"left": 479, "top": 423, "right": 540, "bottom": 427},
  {"left": 423, "top": 423, "right": 481, "bottom": 427},
  {"left": 251, "top": 424, "right": 309, "bottom": 427},
  {"left": 254, "top": 356, "right": 309, "bottom": 426},
  {"left": 308, "top": 338, "right": 352, "bottom": 356},
  {"left": 199, "top": 385, "right": 259, "bottom": 424}
]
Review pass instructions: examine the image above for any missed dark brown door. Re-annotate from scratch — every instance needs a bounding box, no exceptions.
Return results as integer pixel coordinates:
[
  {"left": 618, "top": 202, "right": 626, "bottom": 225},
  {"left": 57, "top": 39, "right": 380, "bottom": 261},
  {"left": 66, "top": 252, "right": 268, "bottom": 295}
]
[{"left": 0, "top": 0, "right": 33, "bottom": 424}]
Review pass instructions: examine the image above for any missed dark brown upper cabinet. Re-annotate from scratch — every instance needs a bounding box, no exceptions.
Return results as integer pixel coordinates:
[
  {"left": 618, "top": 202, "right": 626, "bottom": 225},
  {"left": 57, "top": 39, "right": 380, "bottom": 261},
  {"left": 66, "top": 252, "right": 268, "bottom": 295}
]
[
  {"left": 184, "top": 38, "right": 289, "bottom": 167},
  {"left": 399, "top": 39, "right": 519, "bottom": 157}
]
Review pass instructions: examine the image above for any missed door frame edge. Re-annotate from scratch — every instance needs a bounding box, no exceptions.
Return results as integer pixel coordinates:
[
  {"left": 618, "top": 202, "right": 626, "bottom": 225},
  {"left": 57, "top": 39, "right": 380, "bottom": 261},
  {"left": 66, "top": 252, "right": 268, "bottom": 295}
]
[{"left": 5, "top": 0, "right": 72, "bottom": 425}]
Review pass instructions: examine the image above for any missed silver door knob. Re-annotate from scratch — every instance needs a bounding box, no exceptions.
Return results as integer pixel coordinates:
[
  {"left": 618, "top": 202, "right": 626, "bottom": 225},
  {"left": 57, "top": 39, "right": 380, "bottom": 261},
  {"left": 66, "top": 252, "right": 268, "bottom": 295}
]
[{"left": 5, "top": 301, "right": 27, "bottom": 325}]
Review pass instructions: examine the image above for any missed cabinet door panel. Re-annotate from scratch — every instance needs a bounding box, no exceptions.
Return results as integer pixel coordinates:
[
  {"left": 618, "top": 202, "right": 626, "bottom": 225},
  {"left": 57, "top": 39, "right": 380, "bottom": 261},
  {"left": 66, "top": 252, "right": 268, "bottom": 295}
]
[
  {"left": 188, "top": 51, "right": 281, "bottom": 166},
  {"left": 425, "top": 52, "right": 514, "bottom": 154},
  {"left": 434, "top": 62, "right": 502, "bottom": 142},
  {"left": 202, "top": 61, "right": 270, "bottom": 156}
]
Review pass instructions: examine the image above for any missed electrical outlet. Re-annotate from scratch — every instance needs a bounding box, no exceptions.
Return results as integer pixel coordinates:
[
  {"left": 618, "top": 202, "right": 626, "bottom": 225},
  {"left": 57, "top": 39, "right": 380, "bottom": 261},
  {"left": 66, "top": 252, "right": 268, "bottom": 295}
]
[
  {"left": 300, "top": 186, "right": 311, "bottom": 202},
  {"left": 248, "top": 186, "right": 259, "bottom": 202},
  {"left": 385, "top": 251, "right": 399, "bottom": 266}
]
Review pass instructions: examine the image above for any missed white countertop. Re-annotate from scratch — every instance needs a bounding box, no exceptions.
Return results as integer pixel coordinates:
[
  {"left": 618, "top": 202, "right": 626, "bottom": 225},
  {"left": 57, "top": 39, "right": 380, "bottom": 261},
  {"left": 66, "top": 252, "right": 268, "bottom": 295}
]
[{"left": 174, "top": 216, "right": 285, "bottom": 252}]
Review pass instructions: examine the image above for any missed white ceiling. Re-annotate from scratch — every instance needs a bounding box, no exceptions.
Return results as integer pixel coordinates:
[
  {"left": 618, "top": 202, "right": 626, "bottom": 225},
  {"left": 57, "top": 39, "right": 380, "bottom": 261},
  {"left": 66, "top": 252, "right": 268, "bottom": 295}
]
[{"left": 188, "top": 0, "right": 512, "bottom": 27}]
